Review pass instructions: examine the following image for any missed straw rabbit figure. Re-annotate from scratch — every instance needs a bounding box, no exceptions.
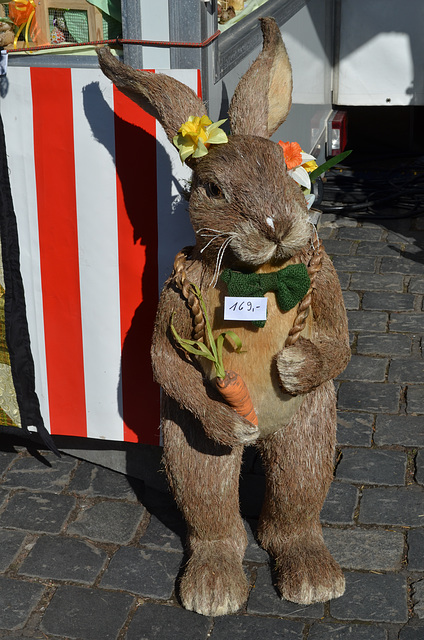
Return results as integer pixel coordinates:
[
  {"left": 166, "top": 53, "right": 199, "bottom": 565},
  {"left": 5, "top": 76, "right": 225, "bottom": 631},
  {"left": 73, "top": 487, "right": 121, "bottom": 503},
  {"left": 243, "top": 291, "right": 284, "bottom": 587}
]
[{"left": 97, "top": 17, "right": 350, "bottom": 617}]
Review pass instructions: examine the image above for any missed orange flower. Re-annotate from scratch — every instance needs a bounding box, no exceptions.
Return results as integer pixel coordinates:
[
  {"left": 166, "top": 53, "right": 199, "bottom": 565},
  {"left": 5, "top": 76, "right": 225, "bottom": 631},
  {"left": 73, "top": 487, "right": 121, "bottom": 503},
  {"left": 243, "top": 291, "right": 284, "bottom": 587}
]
[
  {"left": 9, "top": 0, "right": 35, "bottom": 27},
  {"left": 278, "top": 141, "right": 302, "bottom": 170},
  {"left": 8, "top": 0, "right": 38, "bottom": 48}
]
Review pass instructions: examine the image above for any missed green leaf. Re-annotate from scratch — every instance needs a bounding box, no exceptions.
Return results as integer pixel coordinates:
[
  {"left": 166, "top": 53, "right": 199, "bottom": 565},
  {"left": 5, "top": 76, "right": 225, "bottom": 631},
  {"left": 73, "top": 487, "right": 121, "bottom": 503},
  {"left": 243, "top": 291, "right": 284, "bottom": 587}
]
[
  {"left": 177, "top": 342, "right": 215, "bottom": 360},
  {"left": 215, "top": 334, "right": 226, "bottom": 379},
  {"left": 170, "top": 286, "right": 246, "bottom": 380},
  {"left": 309, "top": 149, "right": 352, "bottom": 182},
  {"left": 223, "top": 330, "right": 243, "bottom": 353},
  {"left": 215, "top": 330, "right": 243, "bottom": 379},
  {"left": 191, "top": 340, "right": 215, "bottom": 357},
  {"left": 170, "top": 315, "right": 214, "bottom": 356},
  {"left": 171, "top": 327, "right": 216, "bottom": 361}
]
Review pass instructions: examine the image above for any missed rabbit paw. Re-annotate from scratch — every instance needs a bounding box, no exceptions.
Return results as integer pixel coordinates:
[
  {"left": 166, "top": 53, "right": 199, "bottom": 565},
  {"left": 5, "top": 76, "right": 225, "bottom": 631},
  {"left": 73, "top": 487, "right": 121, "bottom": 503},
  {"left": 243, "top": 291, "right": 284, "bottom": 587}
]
[
  {"left": 232, "top": 417, "right": 260, "bottom": 445},
  {"left": 276, "top": 338, "right": 323, "bottom": 395},
  {"left": 179, "top": 541, "right": 249, "bottom": 616},
  {"left": 207, "top": 409, "right": 259, "bottom": 447},
  {"left": 274, "top": 535, "right": 345, "bottom": 605}
]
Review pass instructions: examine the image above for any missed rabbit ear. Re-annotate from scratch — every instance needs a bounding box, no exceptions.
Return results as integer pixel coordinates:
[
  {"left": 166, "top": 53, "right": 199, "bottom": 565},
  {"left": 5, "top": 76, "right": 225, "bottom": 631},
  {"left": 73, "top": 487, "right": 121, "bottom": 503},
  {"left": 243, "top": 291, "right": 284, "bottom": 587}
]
[
  {"left": 228, "top": 17, "right": 293, "bottom": 138},
  {"left": 97, "top": 47, "right": 208, "bottom": 142}
]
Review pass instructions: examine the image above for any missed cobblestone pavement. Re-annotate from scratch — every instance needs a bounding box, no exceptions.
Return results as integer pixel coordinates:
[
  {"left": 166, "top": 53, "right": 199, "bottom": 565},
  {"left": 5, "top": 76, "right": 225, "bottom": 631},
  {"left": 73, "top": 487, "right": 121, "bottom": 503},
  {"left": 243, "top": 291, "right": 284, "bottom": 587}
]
[{"left": 1, "top": 212, "right": 424, "bottom": 639}]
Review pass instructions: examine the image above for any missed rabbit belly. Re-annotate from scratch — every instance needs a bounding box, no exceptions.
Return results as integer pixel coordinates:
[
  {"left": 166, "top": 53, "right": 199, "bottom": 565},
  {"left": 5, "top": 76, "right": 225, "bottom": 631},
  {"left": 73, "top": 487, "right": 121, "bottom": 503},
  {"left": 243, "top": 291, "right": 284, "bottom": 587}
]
[{"left": 207, "top": 287, "right": 313, "bottom": 438}]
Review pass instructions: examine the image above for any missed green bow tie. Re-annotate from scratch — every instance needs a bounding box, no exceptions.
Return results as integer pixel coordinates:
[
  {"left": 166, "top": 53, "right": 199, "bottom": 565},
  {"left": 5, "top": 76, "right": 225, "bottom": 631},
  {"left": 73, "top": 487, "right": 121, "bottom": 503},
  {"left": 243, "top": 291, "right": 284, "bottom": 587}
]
[{"left": 220, "top": 263, "right": 310, "bottom": 327}]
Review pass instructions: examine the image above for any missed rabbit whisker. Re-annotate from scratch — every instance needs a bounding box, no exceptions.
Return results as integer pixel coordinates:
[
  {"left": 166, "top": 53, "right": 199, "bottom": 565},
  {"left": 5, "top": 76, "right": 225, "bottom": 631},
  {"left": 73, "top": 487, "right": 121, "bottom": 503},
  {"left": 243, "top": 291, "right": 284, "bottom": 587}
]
[
  {"left": 196, "top": 227, "right": 225, "bottom": 235},
  {"left": 200, "top": 231, "right": 233, "bottom": 253},
  {"left": 210, "top": 235, "right": 233, "bottom": 288}
]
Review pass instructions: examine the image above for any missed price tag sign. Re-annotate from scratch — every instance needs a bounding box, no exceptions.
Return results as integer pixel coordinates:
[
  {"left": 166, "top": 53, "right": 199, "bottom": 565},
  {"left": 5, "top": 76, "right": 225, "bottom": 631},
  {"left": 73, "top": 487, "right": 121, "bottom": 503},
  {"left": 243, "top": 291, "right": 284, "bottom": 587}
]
[{"left": 224, "top": 297, "right": 268, "bottom": 322}]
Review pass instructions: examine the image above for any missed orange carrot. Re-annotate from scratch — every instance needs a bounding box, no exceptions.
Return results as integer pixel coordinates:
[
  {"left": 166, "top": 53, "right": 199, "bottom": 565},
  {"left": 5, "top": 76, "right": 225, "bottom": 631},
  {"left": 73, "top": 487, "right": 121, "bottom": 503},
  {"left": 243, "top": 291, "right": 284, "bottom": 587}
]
[
  {"left": 216, "top": 370, "right": 258, "bottom": 426},
  {"left": 170, "top": 283, "right": 258, "bottom": 426}
]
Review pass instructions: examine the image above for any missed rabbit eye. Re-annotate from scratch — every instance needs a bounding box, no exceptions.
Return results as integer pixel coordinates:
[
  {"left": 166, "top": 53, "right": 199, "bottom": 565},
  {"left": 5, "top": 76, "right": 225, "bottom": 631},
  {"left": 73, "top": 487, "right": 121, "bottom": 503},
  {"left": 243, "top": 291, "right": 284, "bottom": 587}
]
[{"left": 205, "top": 182, "right": 223, "bottom": 199}]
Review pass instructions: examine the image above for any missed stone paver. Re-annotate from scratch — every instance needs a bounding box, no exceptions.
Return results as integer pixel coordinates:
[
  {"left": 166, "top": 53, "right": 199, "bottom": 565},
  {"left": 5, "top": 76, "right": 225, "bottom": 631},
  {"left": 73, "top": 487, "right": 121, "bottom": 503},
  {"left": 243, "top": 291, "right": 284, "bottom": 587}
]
[
  {"left": 409, "top": 276, "right": 424, "bottom": 293},
  {"left": 126, "top": 603, "right": 211, "bottom": 640},
  {"left": 389, "top": 360, "right": 424, "bottom": 383},
  {"left": 41, "top": 585, "right": 134, "bottom": 640},
  {"left": 0, "top": 490, "right": 75, "bottom": 533},
  {"left": 337, "top": 271, "right": 351, "bottom": 289},
  {"left": 357, "top": 240, "right": 400, "bottom": 256},
  {"left": 338, "top": 355, "right": 387, "bottom": 382},
  {"left": 332, "top": 256, "right": 377, "bottom": 273},
  {"left": 350, "top": 272, "right": 404, "bottom": 292},
  {"left": 336, "top": 412, "right": 374, "bottom": 446},
  {"left": 0, "top": 529, "right": 27, "bottom": 571},
  {"left": 67, "top": 500, "right": 145, "bottom": 543},
  {"left": 390, "top": 313, "right": 424, "bottom": 333},
  {"left": 385, "top": 230, "right": 413, "bottom": 244},
  {"left": 320, "top": 482, "right": 359, "bottom": 525},
  {"left": 338, "top": 382, "right": 401, "bottom": 413},
  {"left": 337, "top": 227, "right": 383, "bottom": 241},
  {"left": 0, "top": 487, "right": 8, "bottom": 508},
  {"left": 18, "top": 535, "right": 107, "bottom": 584},
  {"left": 412, "top": 580, "right": 424, "bottom": 619},
  {"left": 417, "top": 450, "right": 424, "bottom": 486},
  {"left": 2, "top": 453, "right": 76, "bottom": 491},
  {"left": 374, "top": 414, "right": 424, "bottom": 447},
  {"left": 100, "top": 547, "right": 183, "bottom": 599},
  {"left": 342, "top": 290, "right": 360, "bottom": 310},
  {"left": 336, "top": 448, "right": 406, "bottom": 485},
  {"left": 308, "top": 623, "right": 388, "bottom": 639},
  {"left": 346, "top": 311, "right": 388, "bottom": 332},
  {"left": 330, "top": 572, "right": 408, "bottom": 623},
  {"left": 356, "top": 332, "right": 412, "bottom": 356},
  {"left": 67, "top": 461, "right": 142, "bottom": 501},
  {"left": 323, "top": 528, "right": 404, "bottom": 571},
  {"left": 0, "top": 576, "right": 44, "bottom": 630},
  {"left": 244, "top": 519, "right": 269, "bottom": 563},
  {"left": 359, "top": 486, "right": 424, "bottom": 526},
  {"left": 399, "top": 626, "right": 424, "bottom": 640},
  {"left": 381, "top": 256, "right": 424, "bottom": 275},
  {"left": 0, "top": 451, "right": 18, "bottom": 475},
  {"left": 407, "top": 386, "right": 424, "bottom": 414},
  {"left": 322, "top": 239, "right": 354, "bottom": 255},
  {"left": 408, "top": 529, "right": 424, "bottom": 571},
  {"left": 139, "top": 512, "right": 185, "bottom": 553},
  {"left": 362, "top": 292, "right": 415, "bottom": 311},
  {"left": 210, "top": 615, "right": 304, "bottom": 639}
]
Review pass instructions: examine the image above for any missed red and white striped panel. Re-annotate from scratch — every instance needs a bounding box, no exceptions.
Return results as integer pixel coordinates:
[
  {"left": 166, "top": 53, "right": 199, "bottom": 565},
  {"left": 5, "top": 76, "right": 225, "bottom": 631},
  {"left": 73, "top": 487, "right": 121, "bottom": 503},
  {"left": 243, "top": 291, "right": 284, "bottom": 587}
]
[{"left": 1, "top": 65, "right": 200, "bottom": 445}]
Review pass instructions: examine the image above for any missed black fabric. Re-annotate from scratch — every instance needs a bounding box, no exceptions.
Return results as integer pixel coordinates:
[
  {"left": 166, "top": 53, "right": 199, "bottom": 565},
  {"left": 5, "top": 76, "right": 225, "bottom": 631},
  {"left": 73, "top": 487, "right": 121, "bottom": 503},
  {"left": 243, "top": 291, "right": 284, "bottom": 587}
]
[{"left": 0, "top": 113, "right": 59, "bottom": 455}]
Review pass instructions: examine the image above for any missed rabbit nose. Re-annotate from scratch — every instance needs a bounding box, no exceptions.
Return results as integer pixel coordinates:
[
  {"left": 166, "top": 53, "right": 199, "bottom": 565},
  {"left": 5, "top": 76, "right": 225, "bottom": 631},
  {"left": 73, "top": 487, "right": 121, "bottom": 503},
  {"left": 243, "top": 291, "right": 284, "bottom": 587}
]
[{"left": 265, "top": 216, "right": 275, "bottom": 231}]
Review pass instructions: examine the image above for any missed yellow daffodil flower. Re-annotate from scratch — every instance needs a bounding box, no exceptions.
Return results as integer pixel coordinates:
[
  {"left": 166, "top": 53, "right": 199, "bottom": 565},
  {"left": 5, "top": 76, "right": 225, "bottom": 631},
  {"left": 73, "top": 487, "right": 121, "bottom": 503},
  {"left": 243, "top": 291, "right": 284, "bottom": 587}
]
[
  {"left": 173, "top": 116, "right": 228, "bottom": 162},
  {"left": 302, "top": 158, "right": 319, "bottom": 173}
]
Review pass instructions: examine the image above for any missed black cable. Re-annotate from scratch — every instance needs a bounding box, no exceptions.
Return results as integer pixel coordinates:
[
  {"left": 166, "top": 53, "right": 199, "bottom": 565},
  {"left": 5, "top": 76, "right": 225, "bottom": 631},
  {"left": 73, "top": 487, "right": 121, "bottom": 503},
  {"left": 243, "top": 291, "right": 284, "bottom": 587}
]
[{"left": 319, "top": 156, "right": 424, "bottom": 219}]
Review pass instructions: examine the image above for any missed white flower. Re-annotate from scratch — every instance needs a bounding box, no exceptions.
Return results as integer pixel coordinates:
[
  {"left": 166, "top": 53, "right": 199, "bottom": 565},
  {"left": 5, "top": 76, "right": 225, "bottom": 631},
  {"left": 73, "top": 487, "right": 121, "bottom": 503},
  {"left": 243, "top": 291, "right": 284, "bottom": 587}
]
[
  {"left": 288, "top": 152, "right": 316, "bottom": 190},
  {"left": 304, "top": 193, "right": 316, "bottom": 209}
]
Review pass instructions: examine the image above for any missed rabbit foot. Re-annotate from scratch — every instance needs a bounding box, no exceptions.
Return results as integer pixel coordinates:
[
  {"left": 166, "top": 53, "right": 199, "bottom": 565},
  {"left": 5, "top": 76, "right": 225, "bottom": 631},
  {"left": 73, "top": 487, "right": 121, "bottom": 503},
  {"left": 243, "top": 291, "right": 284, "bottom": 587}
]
[
  {"left": 179, "top": 541, "right": 249, "bottom": 616},
  {"left": 274, "top": 539, "right": 345, "bottom": 605}
]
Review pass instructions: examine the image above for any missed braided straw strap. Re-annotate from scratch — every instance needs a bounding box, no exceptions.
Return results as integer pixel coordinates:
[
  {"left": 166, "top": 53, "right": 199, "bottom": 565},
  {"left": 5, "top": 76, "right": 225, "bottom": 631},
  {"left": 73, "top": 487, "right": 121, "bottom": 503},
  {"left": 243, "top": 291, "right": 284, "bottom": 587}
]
[
  {"left": 284, "top": 238, "right": 323, "bottom": 347},
  {"left": 172, "top": 239, "right": 323, "bottom": 345},
  {"left": 173, "top": 248, "right": 205, "bottom": 342}
]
